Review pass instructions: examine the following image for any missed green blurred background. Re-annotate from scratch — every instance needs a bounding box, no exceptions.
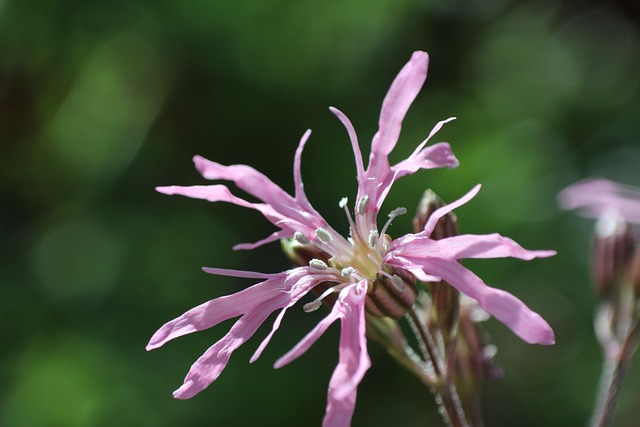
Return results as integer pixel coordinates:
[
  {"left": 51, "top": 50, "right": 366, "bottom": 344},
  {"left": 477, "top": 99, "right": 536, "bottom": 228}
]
[{"left": 2, "top": 0, "right": 640, "bottom": 426}]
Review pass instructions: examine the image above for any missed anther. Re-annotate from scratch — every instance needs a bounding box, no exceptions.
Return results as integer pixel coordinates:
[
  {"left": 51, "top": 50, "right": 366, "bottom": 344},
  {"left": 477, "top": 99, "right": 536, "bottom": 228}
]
[
  {"left": 357, "top": 195, "right": 369, "bottom": 215},
  {"left": 381, "top": 207, "right": 407, "bottom": 237},
  {"left": 304, "top": 284, "right": 347, "bottom": 312},
  {"left": 389, "top": 207, "right": 407, "bottom": 218},
  {"left": 315, "top": 227, "right": 333, "bottom": 244},
  {"left": 294, "top": 231, "right": 310, "bottom": 245},
  {"left": 309, "top": 259, "right": 328, "bottom": 270},
  {"left": 341, "top": 267, "right": 355, "bottom": 277},
  {"left": 368, "top": 230, "right": 378, "bottom": 248},
  {"left": 303, "top": 300, "right": 322, "bottom": 312},
  {"left": 339, "top": 197, "right": 348, "bottom": 209}
]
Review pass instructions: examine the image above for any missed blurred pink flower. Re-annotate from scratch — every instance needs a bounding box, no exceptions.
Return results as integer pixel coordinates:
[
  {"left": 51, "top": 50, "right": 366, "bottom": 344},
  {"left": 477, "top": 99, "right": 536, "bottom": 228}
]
[
  {"left": 148, "top": 51, "right": 555, "bottom": 426},
  {"left": 558, "top": 178, "right": 640, "bottom": 223}
]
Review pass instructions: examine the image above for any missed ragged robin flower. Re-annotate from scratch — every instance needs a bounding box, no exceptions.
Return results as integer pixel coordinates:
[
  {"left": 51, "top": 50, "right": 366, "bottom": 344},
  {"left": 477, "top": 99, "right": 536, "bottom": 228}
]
[{"left": 147, "top": 51, "right": 555, "bottom": 427}]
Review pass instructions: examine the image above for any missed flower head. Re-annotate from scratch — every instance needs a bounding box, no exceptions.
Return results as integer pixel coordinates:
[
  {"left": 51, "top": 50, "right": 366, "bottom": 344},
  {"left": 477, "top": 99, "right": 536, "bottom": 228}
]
[
  {"left": 558, "top": 178, "right": 640, "bottom": 224},
  {"left": 148, "top": 51, "right": 555, "bottom": 426}
]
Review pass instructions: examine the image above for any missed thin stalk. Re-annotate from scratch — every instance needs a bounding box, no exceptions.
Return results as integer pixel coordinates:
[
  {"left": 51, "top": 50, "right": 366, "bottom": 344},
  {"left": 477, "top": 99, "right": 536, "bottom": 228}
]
[
  {"left": 407, "top": 308, "right": 470, "bottom": 427},
  {"left": 590, "top": 318, "right": 640, "bottom": 427}
]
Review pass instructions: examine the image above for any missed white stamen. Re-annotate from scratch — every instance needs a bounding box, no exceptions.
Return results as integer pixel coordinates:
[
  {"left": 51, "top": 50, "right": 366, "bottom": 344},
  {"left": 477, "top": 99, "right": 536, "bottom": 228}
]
[
  {"left": 309, "top": 259, "right": 328, "bottom": 270},
  {"left": 304, "top": 284, "right": 347, "bottom": 312},
  {"left": 379, "top": 271, "right": 406, "bottom": 292},
  {"left": 357, "top": 195, "right": 369, "bottom": 215},
  {"left": 341, "top": 267, "right": 355, "bottom": 277},
  {"left": 303, "top": 300, "right": 322, "bottom": 312},
  {"left": 315, "top": 227, "right": 333, "bottom": 244},
  {"left": 389, "top": 207, "right": 407, "bottom": 218},
  {"left": 339, "top": 197, "right": 348, "bottom": 208},
  {"left": 294, "top": 231, "right": 310, "bottom": 245},
  {"left": 380, "top": 207, "right": 407, "bottom": 237},
  {"left": 368, "top": 229, "right": 378, "bottom": 248}
]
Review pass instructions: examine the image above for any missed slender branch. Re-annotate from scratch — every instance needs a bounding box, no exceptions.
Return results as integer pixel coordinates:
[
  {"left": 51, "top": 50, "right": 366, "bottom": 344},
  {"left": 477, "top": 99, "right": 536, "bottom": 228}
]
[
  {"left": 407, "top": 308, "right": 470, "bottom": 427},
  {"left": 590, "top": 317, "right": 640, "bottom": 427}
]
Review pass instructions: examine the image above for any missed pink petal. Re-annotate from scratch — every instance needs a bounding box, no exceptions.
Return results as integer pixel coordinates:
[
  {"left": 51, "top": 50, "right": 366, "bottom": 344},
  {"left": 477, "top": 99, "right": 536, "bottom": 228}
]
[
  {"left": 250, "top": 271, "right": 342, "bottom": 363},
  {"left": 401, "top": 233, "right": 556, "bottom": 261},
  {"left": 361, "top": 51, "right": 430, "bottom": 213},
  {"left": 370, "top": 51, "right": 429, "bottom": 157},
  {"left": 200, "top": 267, "right": 279, "bottom": 279},
  {"left": 419, "top": 259, "right": 555, "bottom": 345},
  {"left": 193, "top": 156, "right": 327, "bottom": 232},
  {"left": 193, "top": 156, "right": 296, "bottom": 210},
  {"left": 146, "top": 268, "right": 315, "bottom": 350},
  {"left": 147, "top": 279, "right": 279, "bottom": 351},
  {"left": 558, "top": 178, "right": 640, "bottom": 223},
  {"left": 323, "top": 281, "right": 370, "bottom": 427},
  {"left": 232, "top": 230, "right": 290, "bottom": 251},
  {"left": 391, "top": 142, "right": 459, "bottom": 181},
  {"left": 149, "top": 267, "right": 327, "bottom": 399},
  {"left": 323, "top": 387, "right": 357, "bottom": 427},
  {"left": 330, "top": 106, "right": 365, "bottom": 185},
  {"left": 422, "top": 184, "right": 481, "bottom": 237},
  {"left": 156, "top": 184, "right": 290, "bottom": 241},
  {"left": 173, "top": 302, "right": 277, "bottom": 399},
  {"left": 376, "top": 141, "right": 459, "bottom": 209},
  {"left": 411, "top": 117, "right": 457, "bottom": 156},
  {"left": 293, "top": 129, "right": 315, "bottom": 211},
  {"left": 157, "top": 184, "right": 254, "bottom": 209},
  {"left": 274, "top": 282, "right": 370, "bottom": 427},
  {"left": 274, "top": 300, "right": 342, "bottom": 369}
]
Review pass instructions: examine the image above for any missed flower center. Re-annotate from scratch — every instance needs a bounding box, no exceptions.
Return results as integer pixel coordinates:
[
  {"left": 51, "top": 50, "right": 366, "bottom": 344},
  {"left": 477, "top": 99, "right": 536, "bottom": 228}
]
[{"left": 295, "top": 197, "right": 413, "bottom": 313}]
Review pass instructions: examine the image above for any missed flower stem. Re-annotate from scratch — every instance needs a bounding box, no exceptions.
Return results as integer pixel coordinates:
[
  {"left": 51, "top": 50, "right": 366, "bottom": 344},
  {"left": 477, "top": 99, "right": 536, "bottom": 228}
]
[
  {"left": 590, "top": 318, "right": 640, "bottom": 427},
  {"left": 407, "top": 308, "right": 470, "bottom": 427}
]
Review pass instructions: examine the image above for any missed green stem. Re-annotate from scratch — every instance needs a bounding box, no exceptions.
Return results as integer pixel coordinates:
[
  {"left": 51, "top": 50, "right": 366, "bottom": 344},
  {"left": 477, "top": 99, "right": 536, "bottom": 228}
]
[
  {"left": 407, "top": 308, "right": 470, "bottom": 427},
  {"left": 590, "top": 318, "right": 640, "bottom": 427}
]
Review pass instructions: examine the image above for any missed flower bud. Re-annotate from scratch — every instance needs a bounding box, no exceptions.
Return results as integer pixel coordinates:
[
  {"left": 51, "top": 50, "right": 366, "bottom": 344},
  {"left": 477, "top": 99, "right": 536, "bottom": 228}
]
[
  {"left": 413, "top": 189, "right": 459, "bottom": 238},
  {"left": 413, "top": 189, "right": 460, "bottom": 335},
  {"left": 365, "top": 267, "right": 418, "bottom": 319},
  {"left": 591, "top": 218, "right": 634, "bottom": 300}
]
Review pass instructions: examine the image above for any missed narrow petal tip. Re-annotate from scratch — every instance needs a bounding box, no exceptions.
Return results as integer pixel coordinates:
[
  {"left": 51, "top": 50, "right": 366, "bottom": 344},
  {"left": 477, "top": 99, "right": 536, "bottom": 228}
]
[
  {"left": 533, "top": 249, "right": 557, "bottom": 259},
  {"left": 156, "top": 186, "right": 175, "bottom": 195},
  {"left": 172, "top": 381, "right": 197, "bottom": 399},
  {"left": 534, "top": 325, "right": 555, "bottom": 346},
  {"left": 517, "top": 312, "right": 555, "bottom": 345}
]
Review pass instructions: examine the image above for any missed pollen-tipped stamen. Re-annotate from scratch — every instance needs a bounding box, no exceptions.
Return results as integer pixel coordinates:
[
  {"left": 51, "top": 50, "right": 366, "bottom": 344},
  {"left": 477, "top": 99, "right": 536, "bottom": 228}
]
[
  {"left": 309, "top": 259, "right": 328, "bottom": 270},
  {"left": 380, "top": 207, "right": 408, "bottom": 237},
  {"left": 303, "top": 283, "right": 349, "bottom": 312},
  {"left": 357, "top": 195, "right": 369, "bottom": 216}
]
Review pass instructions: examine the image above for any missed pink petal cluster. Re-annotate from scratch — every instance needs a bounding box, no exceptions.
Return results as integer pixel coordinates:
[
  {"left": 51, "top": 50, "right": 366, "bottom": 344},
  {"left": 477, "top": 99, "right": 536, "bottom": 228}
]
[
  {"left": 148, "top": 51, "right": 555, "bottom": 426},
  {"left": 558, "top": 178, "right": 640, "bottom": 224}
]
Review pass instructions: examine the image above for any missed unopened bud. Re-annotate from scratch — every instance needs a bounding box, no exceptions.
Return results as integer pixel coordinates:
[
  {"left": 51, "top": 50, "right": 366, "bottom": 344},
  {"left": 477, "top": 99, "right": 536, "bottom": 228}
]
[
  {"left": 414, "top": 189, "right": 460, "bottom": 334},
  {"left": 413, "top": 189, "right": 459, "bottom": 238},
  {"left": 365, "top": 268, "right": 418, "bottom": 319},
  {"left": 429, "top": 281, "right": 460, "bottom": 339},
  {"left": 592, "top": 218, "right": 634, "bottom": 300}
]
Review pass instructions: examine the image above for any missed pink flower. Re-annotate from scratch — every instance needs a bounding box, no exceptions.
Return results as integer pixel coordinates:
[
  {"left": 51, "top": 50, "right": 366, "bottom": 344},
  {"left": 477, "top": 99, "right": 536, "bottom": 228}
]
[
  {"left": 558, "top": 178, "right": 640, "bottom": 224},
  {"left": 148, "top": 51, "right": 555, "bottom": 426}
]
